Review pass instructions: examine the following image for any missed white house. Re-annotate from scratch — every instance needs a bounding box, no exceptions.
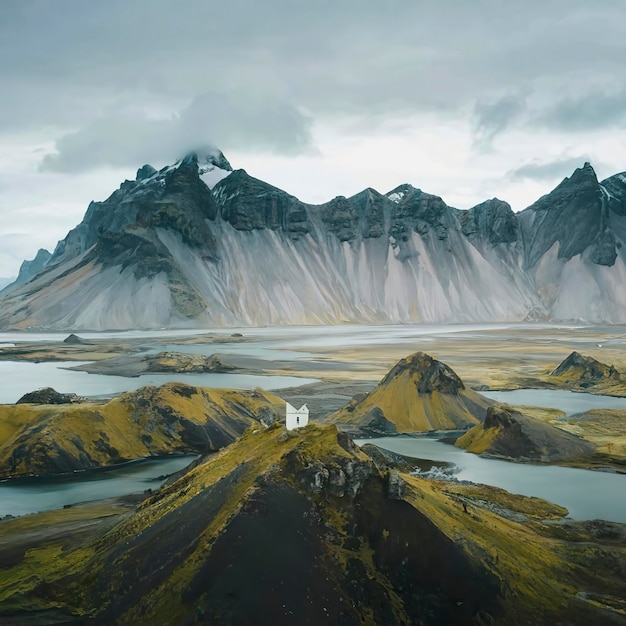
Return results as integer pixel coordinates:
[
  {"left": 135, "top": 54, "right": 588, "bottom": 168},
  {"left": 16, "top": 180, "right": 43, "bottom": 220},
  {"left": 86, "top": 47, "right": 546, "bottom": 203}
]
[{"left": 285, "top": 402, "right": 309, "bottom": 430}]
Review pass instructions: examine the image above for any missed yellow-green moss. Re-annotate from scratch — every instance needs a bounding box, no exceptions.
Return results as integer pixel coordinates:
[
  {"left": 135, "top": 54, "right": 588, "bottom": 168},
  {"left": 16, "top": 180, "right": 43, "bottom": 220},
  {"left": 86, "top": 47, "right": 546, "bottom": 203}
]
[{"left": 455, "top": 423, "right": 501, "bottom": 454}]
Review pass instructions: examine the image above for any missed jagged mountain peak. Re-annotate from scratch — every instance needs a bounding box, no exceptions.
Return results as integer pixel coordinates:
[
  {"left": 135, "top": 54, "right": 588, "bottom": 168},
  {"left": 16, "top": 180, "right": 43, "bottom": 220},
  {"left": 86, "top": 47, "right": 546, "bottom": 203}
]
[
  {"left": 133, "top": 147, "right": 232, "bottom": 189},
  {"left": 385, "top": 183, "right": 443, "bottom": 205},
  {"left": 518, "top": 160, "right": 613, "bottom": 268},
  {"left": 461, "top": 197, "right": 518, "bottom": 246},
  {"left": 3, "top": 151, "right": 626, "bottom": 329},
  {"left": 560, "top": 160, "right": 599, "bottom": 187},
  {"left": 180, "top": 146, "right": 232, "bottom": 173},
  {"left": 136, "top": 164, "right": 157, "bottom": 181}
]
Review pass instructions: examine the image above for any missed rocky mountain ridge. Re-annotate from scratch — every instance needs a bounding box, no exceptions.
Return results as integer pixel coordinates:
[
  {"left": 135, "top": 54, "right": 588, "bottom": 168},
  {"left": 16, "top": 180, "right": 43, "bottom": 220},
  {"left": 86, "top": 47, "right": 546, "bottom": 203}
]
[{"left": 1, "top": 151, "right": 626, "bottom": 329}]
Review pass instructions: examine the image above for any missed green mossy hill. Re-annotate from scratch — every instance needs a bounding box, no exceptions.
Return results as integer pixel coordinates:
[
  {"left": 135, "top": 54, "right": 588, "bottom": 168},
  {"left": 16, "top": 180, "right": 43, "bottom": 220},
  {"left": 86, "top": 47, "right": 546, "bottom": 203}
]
[
  {"left": 2, "top": 424, "right": 625, "bottom": 625},
  {"left": 456, "top": 404, "right": 596, "bottom": 462},
  {"left": 550, "top": 351, "right": 626, "bottom": 394},
  {"left": 0, "top": 383, "right": 283, "bottom": 478},
  {"left": 327, "top": 352, "right": 493, "bottom": 434}
]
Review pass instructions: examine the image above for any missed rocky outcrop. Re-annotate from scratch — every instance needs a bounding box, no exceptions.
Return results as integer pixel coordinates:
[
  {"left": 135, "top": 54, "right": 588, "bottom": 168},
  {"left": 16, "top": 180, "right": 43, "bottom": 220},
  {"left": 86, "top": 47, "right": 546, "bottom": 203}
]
[
  {"left": 380, "top": 352, "right": 465, "bottom": 394},
  {"left": 519, "top": 163, "right": 615, "bottom": 267},
  {"left": 461, "top": 198, "right": 519, "bottom": 245},
  {"left": 213, "top": 169, "right": 311, "bottom": 239},
  {"left": 456, "top": 404, "right": 596, "bottom": 462},
  {"left": 7, "top": 248, "right": 52, "bottom": 290},
  {"left": 63, "top": 333, "right": 87, "bottom": 345},
  {"left": 548, "top": 351, "right": 626, "bottom": 396},
  {"left": 551, "top": 351, "right": 621, "bottom": 384},
  {"left": 16, "top": 387, "right": 87, "bottom": 405},
  {"left": 146, "top": 352, "right": 235, "bottom": 374},
  {"left": 328, "top": 352, "right": 493, "bottom": 433}
]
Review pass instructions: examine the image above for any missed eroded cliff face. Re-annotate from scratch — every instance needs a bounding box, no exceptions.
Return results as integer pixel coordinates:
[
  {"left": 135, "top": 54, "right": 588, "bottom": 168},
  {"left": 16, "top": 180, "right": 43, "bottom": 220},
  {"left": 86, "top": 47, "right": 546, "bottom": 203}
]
[{"left": 2, "top": 153, "right": 626, "bottom": 329}]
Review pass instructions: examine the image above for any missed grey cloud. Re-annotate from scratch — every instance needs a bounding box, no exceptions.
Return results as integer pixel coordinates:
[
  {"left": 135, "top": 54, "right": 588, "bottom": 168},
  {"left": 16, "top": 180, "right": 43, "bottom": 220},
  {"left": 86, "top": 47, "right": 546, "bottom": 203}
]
[
  {"left": 537, "top": 91, "right": 626, "bottom": 132},
  {"left": 473, "top": 94, "right": 527, "bottom": 146},
  {"left": 3, "top": 0, "right": 626, "bottom": 135},
  {"left": 40, "top": 91, "right": 314, "bottom": 172},
  {"left": 508, "top": 156, "right": 592, "bottom": 182}
]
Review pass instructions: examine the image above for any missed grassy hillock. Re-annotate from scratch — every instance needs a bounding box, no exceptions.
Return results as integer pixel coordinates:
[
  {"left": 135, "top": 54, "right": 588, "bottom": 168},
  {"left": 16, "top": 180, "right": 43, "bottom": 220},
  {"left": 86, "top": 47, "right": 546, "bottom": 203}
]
[
  {"left": 456, "top": 404, "right": 596, "bottom": 463},
  {"left": 328, "top": 352, "right": 493, "bottom": 434},
  {"left": 0, "top": 383, "right": 283, "bottom": 478}
]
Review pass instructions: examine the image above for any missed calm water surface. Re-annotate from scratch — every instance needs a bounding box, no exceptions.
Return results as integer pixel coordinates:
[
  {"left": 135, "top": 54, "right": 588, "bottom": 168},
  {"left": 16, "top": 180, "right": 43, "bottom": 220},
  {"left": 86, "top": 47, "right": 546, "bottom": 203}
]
[
  {"left": 482, "top": 389, "right": 626, "bottom": 415},
  {"left": 357, "top": 436, "right": 626, "bottom": 523},
  {"left": 0, "top": 455, "right": 197, "bottom": 517},
  {"left": 0, "top": 361, "right": 317, "bottom": 403}
]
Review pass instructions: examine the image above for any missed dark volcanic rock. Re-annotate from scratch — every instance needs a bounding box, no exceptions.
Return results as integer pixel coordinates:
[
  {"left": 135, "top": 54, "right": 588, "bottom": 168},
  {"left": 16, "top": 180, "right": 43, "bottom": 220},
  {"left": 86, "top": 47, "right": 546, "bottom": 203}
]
[
  {"left": 357, "top": 407, "right": 398, "bottom": 435},
  {"left": 213, "top": 169, "right": 311, "bottom": 239},
  {"left": 359, "top": 444, "right": 415, "bottom": 472},
  {"left": 461, "top": 198, "right": 519, "bottom": 245},
  {"left": 51, "top": 150, "right": 222, "bottom": 267},
  {"left": 469, "top": 404, "right": 595, "bottom": 462},
  {"left": 319, "top": 188, "right": 390, "bottom": 243},
  {"left": 387, "top": 184, "right": 452, "bottom": 243},
  {"left": 381, "top": 351, "right": 465, "bottom": 394},
  {"left": 136, "top": 164, "right": 157, "bottom": 181},
  {"left": 63, "top": 333, "right": 86, "bottom": 345},
  {"left": 600, "top": 171, "right": 626, "bottom": 216},
  {"left": 519, "top": 162, "right": 616, "bottom": 268},
  {"left": 16, "top": 387, "right": 86, "bottom": 405},
  {"left": 551, "top": 351, "right": 621, "bottom": 385}
]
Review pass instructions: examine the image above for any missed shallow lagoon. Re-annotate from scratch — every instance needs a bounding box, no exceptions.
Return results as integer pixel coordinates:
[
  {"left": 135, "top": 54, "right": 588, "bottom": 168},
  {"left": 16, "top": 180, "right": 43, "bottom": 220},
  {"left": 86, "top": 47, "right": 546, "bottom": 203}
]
[
  {"left": 0, "top": 360, "right": 317, "bottom": 403},
  {"left": 0, "top": 455, "right": 197, "bottom": 517},
  {"left": 357, "top": 436, "right": 626, "bottom": 523},
  {"left": 483, "top": 389, "right": 626, "bottom": 416}
]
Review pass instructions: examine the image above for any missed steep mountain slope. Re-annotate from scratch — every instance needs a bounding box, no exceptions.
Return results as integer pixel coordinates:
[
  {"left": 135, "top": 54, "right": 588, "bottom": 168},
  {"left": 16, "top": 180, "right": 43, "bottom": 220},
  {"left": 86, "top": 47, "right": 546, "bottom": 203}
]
[
  {"left": 456, "top": 404, "right": 596, "bottom": 462},
  {"left": 327, "top": 352, "right": 493, "bottom": 434},
  {"left": 1, "top": 153, "right": 626, "bottom": 329},
  {"left": 519, "top": 164, "right": 626, "bottom": 321},
  {"left": 2, "top": 423, "right": 624, "bottom": 625},
  {"left": 0, "top": 383, "right": 283, "bottom": 478}
]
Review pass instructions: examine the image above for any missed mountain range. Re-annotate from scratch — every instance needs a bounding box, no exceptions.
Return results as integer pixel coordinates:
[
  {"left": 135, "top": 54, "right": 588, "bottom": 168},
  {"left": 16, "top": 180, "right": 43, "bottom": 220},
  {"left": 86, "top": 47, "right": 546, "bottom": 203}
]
[{"left": 1, "top": 149, "right": 625, "bottom": 330}]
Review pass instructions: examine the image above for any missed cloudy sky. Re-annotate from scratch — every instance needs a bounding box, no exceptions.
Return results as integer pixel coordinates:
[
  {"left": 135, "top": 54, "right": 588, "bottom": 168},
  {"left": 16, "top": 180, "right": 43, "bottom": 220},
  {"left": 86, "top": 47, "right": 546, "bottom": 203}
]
[{"left": 1, "top": 0, "right": 625, "bottom": 277}]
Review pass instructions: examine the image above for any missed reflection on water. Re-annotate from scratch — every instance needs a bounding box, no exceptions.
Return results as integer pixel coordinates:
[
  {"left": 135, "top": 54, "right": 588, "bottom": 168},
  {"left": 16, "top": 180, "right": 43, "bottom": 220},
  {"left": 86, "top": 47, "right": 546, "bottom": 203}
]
[
  {"left": 357, "top": 436, "right": 626, "bottom": 523},
  {"left": 0, "top": 455, "right": 198, "bottom": 517}
]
